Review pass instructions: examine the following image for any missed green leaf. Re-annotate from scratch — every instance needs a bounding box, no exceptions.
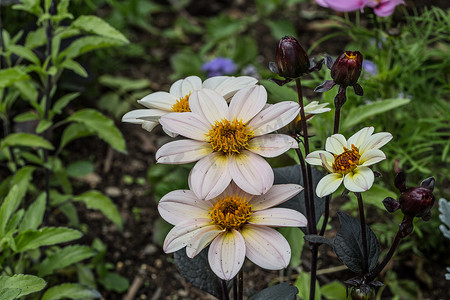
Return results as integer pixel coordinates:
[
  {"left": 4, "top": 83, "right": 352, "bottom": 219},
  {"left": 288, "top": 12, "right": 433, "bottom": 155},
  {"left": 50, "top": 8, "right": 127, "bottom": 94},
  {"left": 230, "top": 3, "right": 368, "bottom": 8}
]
[
  {"left": 66, "top": 109, "right": 126, "bottom": 153},
  {"left": 58, "top": 123, "right": 93, "bottom": 151},
  {"left": 59, "top": 36, "right": 127, "bottom": 60},
  {"left": 341, "top": 98, "right": 411, "bottom": 129},
  {"left": 264, "top": 19, "right": 297, "bottom": 40},
  {"left": 170, "top": 50, "right": 203, "bottom": 78},
  {"left": 10, "top": 166, "right": 35, "bottom": 204},
  {"left": 60, "top": 59, "right": 88, "bottom": 77},
  {"left": 25, "top": 28, "right": 46, "bottom": 49},
  {"left": 1, "top": 133, "right": 54, "bottom": 150},
  {"left": 249, "top": 283, "right": 298, "bottom": 300},
  {"left": 52, "top": 92, "right": 80, "bottom": 114},
  {"left": 14, "top": 111, "right": 39, "bottom": 122},
  {"left": 321, "top": 281, "right": 347, "bottom": 300},
  {"left": 41, "top": 283, "right": 101, "bottom": 300},
  {"left": 13, "top": 79, "right": 39, "bottom": 103},
  {"left": 0, "top": 274, "right": 47, "bottom": 297},
  {"left": 295, "top": 272, "right": 321, "bottom": 300},
  {"left": 99, "top": 75, "right": 150, "bottom": 91},
  {"left": 19, "top": 193, "right": 46, "bottom": 232},
  {"left": 0, "top": 288, "right": 21, "bottom": 300},
  {"left": 342, "top": 184, "right": 397, "bottom": 211},
  {"left": 0, "top": 68, "right": 30, "bottom": 89},
  {"left": 260, "top": 80, "right": 297, "bottom": 103},
  {"left": 66, "top": 160, "right": 94, "bottom": 177},
  {"left": 98, "top": 272, "right": 129, "bottom": 293},
  {"left": 0, "top": 186, "right": 21, "bottom": 236},
  {"left": 279, "top": 227, "right": 304, "bottom": 267},
  {"left": 15, "top": 227, "right": 82, "bottom": 252},
  {"left": 8, "top": 45, "right": 40, "bottom": 65},
  {"left": 36, "top": 119, "right": 52, "bottom": 133},
  {"left": 12, "top": 0, "right": 43, "bottom": 16},
  {"left": 38, "top": 245, "right": 96, "bottom": 277},
  {"left": 72, "top": 15, "right": 129, "bottom": 44},
  {"left": 6, "top": 209, "right": 24, "bottom": 233},
  {"left": 73, "top": 190, "right": 123, "bottom": 231}
]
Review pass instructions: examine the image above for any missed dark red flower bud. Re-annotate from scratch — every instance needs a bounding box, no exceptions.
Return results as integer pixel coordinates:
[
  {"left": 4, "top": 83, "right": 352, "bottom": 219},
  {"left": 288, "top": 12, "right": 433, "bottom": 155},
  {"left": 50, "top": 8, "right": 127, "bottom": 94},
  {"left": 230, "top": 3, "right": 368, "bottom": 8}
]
[
  {"left": 350, "top": 286, "right": 376, "bottom": 300},
  {"left": 274, "top": 36, "right": 310, "bottom": 79},
  {"left": 399, "top": 186, "right": 435, "bottom": 218},
  {"left": 331, "top": 51, "right": 363, "bottom": 86}
]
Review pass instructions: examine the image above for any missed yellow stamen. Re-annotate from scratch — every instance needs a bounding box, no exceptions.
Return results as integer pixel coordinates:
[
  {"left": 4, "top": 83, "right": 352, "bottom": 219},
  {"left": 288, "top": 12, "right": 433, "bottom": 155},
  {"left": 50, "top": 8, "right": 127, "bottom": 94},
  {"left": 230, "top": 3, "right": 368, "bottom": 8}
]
[
  {"left": 209, "top": 195, "right": 252, "bottom": 231},
  {"left": 206, "top": 119, "right": 253, "bottom": 155},
  {"left": 171, "top": 92, "right": 191, "bottom": 112},
  {"left": 345, "top": 52, "right": 358, "bottom": 61},
  {"left": 332, "top": 144, "right": 360, "bottom": 174}
]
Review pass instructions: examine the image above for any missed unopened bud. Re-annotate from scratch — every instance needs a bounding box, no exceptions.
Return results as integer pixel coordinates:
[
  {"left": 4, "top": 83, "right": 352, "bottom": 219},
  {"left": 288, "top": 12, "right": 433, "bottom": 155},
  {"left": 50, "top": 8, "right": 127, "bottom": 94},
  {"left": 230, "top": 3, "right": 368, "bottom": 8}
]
[
  {"left": 274, "top": 36, "right": 310, "bottom": 78},
  {"left": 331, "top": 51, "right": 363, "bottom": 86},
  {"left": 399, "top": 187, "right": 435, "bottom": 218}
]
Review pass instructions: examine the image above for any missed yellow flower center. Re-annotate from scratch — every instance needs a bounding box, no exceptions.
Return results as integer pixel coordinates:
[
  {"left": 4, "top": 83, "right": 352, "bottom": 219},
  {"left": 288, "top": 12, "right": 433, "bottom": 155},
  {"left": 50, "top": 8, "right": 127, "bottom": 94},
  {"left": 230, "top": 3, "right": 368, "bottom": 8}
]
[
  {"left": 345, "top": 52, "right": 358, "bottom": 61},
  {"left": 332, "top": 144, "right": 360, "bottom": 174},
  {"left": 206, "top": 119, "right": 253, "bottom": 155},
  {"left": 209, "top": 195, "right": 252, "bottom": 231},
  {"left": 171, "top": 92, "right": 191, "bottom": 112}
]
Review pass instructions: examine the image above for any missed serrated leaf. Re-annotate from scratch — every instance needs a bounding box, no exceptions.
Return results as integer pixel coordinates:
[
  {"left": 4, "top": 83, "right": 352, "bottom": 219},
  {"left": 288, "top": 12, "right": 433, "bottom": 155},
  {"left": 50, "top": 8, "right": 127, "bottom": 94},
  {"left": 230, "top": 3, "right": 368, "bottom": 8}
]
[
  {"left": 249, "top": 282, "right": 298, "bottom": 300},
  {"left": 342, "top": 98, "right": 411, "bottom": 130},
  {"left": 59, "top": 36, "right": 127, "bottom": 60},
  {"left": 9, "top": 166, "right": 35, "bottom": 204},
  {"left": 38, "top": 245, "right": 96, "bottom": 277},
  {"left": 98, "top": 272, "right": 129, "bottom": 293},
  {"left": 6, "top": 209, "right": 24, "bottom": 233},
  {"left": 41, "top": 283, "right": 101, "bottom": 300},
  {"left": 0, "top": 68, "right": 30, "bottom": 89},
  {"left": 73, "top": 190, "right": 123, "bottom": 231},
  {"left": 0, "top": 288, "right": 21, "bottom": 300},
  {"left": 273, "top": 164, "right": 325, "bottom": 230},
  {"left": 58, "top": 123, "right": 93, "bottom": 151},
  {"left": 0, "top": 186, "right": 21, "bottom": 236},
  {"left": 1, "top": 133, "right": 54, "bottom": 150},
  {"left": 0, "top": 274, "right": 47, "bottom": 297},
  {"left": 72, "top": 15, "right": 129, "bottom": 44},
  {"left": 174, "top": 248, "right": 221, "bottom": 298},
  {"left": 15, "top": 227, "right": 82, "bottom": 252},
  {"left": 333, "top": 212, "right": 380, "bottom": 274},
  {"left": 66, "top": 109, "right": 126, "bottom": 153},
  {"left": 279, "top": 227, "right": 304, "bottom": 267},
  {"left": 19, "top": 193, "right": 46, "bottom": 232}
]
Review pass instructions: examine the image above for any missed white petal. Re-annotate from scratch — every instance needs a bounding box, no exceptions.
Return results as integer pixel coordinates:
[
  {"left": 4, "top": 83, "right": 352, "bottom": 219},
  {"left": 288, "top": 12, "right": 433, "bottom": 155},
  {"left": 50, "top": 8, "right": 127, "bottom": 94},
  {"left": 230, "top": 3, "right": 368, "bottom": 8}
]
[
  {"left": 249, "top": 208, "right": 307, "bottom": 227},
  {"left": 189, "top": 153, "right": 232, "bottom": 200},
  {"left": 122, "top": 110, "right": 160, "bottom": 132},
  {"left": 359, "top": 149, "right": 386, "bottom": 166},
  {"left": 202, "top": 76, "right": 258, "bottom": 101},
  {"left": 159, "top": 112, "right": 210, "bottom": 141},
  {"left": 248, "top": 134, "right": 298, "bottom": 158},
  {"left": 319, "top": 152, "right": 334, "bottom": 173},
  {"left": 325, "top": 134, "right": 347, "bottom": 154},
  {"left": 247, "top": 101, "right": 300, "bottom": 136},
  {"left": 316, "top": 173, "right": 344, "bottom": 197},
  {"left": 359, "top": 132, "right": 393, "bottom": 153},
  {"left": 158, "top": 190, "right": 212, "bottom": 225},
  {"left": 138, "top": 91, "right": 177, "bottom": 110},
  {"left": 122, "top": 109, "right": 167, "bottom": 123},
  {"left": 208, "top": 230, "right": 246, "bottom": 280},
  {"left": 304, "top": 101, "right": 331, "bottom": 114},
  {"left": 141, "top": 121, "right": 159, "bottom": 132},
  {"left": 229, "top": 86, "right": 266, "bottom": 124},
  {"left": 156, "top": 140, "right": 213, "bottom": 164},
  {"left": 217, "top": 181, "right": 254, "bottom": 203},
  {"left": 229, "top": 150, "right": 274, "bottom": 195},
  {"left": 241, "top": 225, "right": 290, "bottom": 270},
  {"left": 305, "top": 150, "right": 333, "bottom": 166},
  {"left": 186, "top": 226, "right": 223, "bottom": 258},
  {"left": 163, "top": 219, "right": 211, "bottom": 253},
  {"left": 189, "top": 89, "right": 229, "bottom": 125},
  {"left": 347, "top": 127, "right": 375, "bottom": 149},
  {"left": 249, "top": 184, "right": 303, "bottom": 210},
  {"left": 169, "top": 76, "right": 202, "bottom": 98},
  {"left": 343, "top": 166, "right": 375, "bottom": 192}
]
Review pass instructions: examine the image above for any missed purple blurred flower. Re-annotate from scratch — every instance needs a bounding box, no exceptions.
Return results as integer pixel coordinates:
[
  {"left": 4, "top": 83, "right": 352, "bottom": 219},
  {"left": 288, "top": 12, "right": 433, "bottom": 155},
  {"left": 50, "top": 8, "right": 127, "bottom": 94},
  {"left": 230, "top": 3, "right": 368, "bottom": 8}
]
[
  {"left": 201, "top": 57, "right": 237, "bottom": 78},
  {"left": 362, "top": 60, "right": 378, "bottom": 76}
]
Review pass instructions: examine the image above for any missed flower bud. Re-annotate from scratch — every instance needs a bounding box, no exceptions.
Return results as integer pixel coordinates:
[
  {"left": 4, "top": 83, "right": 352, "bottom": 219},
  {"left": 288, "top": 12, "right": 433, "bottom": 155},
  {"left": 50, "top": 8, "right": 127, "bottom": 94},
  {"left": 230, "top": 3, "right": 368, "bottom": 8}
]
[
  {"left": 331, "top": 51, "right": 363, "bottom": 86},
  {"left": 350, "top": 286, "right": 376, "bottom": 300},
  {"left": 399, "top": 187, "right": 435, "bottom": 218},
  {"left": 274, "top": 36, "right": 310, "bottom": 78}
]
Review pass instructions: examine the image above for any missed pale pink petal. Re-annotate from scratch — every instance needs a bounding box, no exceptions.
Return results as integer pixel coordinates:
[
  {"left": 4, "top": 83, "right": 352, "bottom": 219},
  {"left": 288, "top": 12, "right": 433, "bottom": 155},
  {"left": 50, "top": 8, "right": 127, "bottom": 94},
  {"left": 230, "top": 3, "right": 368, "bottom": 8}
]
[
  {"left": 202, "top": 76, "right": 258, "bottom": 101},
  {"left": 247, "top": 101, "right": 300, "bottom": 136},
  {"left": 315, "top": 0, "right": 329, "bottom": 7},
  {"left": 189, "top": 89, "right": 229, "bottom": 125},
  {"left": 189, "top": 152, "right": 232, "bottom": 200},
  {"left": 159, "top": 112, "right": 210, "bottom": 141},
  {"left": 229, "top": 86, "right": 267, "bottom": 124},
  {"left": 241, "top": 225, "right": 290, "bottom": 270},
  {"left": 158, "top": 190, "right": 212, "bottom": 225},
  {"left": 249, "top": 184, "right": 303, "bottom": 210},
  {"left": 320, "top": 0, "right": 366, "bottom": 12},
  {"left": 169, "top": 76, "right": 202, "bottom": 98},
  {"left": 374, "top": 0, "right": 405, "bottom": 17},
  {"left": 343, "top": 166, "right": 374, "bottom": 192},
  {"left": 186, "top": 226, "right": 223, "bottom": 258},
  {"left": 305, "top": 150, "right": 331, "bottom": 166},
  {"left": 359, "top": 132, "right": 393, "bottom": 153},
  {"left": 156, "top": 140, "right": 213, "bottom": 164},
  {"left": 347, "top": 127, "right": 375, "bottom": 148},
  {"left": 217, "top": 181, "right": 254, "bottom": 203},
  {"left": 316, "top": 173, "right": 344, "bottom": 197},
  {"left": 138, "top": 91, "right": 177, "bottom": 111},
  {"left": 359, "top": 149, "right": 386, "bottom": 166},
  {"left": 208, "top": 230, "right": 246, "bottom": 280},
  {"left": 229, "top": 150, "right": 274, "bottom": 195},
  {"left": 325, "top": 134, "right": 347, "bottom": 154},
  {"left": 248, "top": 134, "right": 298, "bottom": 158},
  {"left": 249, "top": 208, "right": 307, "bottom": 227},
  {"left": 163, "top": 219, "right": 212, "bottom": 253}
]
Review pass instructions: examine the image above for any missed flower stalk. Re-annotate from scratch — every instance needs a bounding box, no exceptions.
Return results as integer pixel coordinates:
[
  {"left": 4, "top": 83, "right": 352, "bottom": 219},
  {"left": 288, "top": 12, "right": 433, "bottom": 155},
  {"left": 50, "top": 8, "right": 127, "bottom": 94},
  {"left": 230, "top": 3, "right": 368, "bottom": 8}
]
[{"left": 355, "top": 192, "right": 369, "bottom": 275}]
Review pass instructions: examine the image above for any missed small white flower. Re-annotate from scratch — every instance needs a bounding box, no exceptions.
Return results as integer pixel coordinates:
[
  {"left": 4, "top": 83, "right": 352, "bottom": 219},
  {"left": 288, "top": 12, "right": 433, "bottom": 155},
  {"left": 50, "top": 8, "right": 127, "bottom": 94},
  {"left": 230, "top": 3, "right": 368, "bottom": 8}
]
[
  {"left": 158, "top": 182, "right": 307, "bottom": 280},
  {"left": 305, "top": 127, "right": 392, "bottom": 197},
  {"left": 122, "top": 75, "right": 258, "bottom": 136}
]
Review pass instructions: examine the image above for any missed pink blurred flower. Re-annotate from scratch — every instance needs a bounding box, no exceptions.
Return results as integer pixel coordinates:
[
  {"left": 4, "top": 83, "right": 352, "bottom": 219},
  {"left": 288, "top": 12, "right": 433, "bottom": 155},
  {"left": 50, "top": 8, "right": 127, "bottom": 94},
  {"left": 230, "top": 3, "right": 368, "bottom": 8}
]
[
  {"left": 316, "top": 0, "right": 405, "bottom": 17},
  {"left": 367, "top": 0, "right": 406, "bottom": 17},
  {"left": 158, "top": 182, "right": 307, "bottom": 280}
]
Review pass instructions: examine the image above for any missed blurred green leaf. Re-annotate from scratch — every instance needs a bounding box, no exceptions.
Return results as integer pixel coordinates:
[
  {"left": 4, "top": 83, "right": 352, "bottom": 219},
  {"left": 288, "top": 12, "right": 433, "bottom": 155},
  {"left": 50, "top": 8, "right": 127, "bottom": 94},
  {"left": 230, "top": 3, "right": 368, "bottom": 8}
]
[
  {"left": 15, "top": 227, "right": 82, "bottom": 252},
  {"left": 279, "top": 227, "right": 304, "bottom": 267},
  {"left": 38, "top": 245, "right": 96, "bottom": 277},
  {"left": 41, "top": 283, "right": 101, "bottom": 300},
  {"left": 66, "top": 160, "right": 94, "bottom": 178},
  {"left": 59, "top": 36, "right": 127, "bottom": 60},
  {"left": 265, "top": 19, "right": 297, "bottom": 40},
  {"left": 98, "top": 272, "right": 129, "bottom": 293},
  {"left": 295, "top": 272, "right": 321, "bottom": 300},
  {"left": 321, "top": 281, "right": 347, "bottom": 300},
  {"left": 60, "top": 59, "right": 88, "bottom": 78},
  {"left": 52, "top": 92, "right": 80, "bottom": 114},
  {"left": 0, "top": 274, "right": 46, "bottom": 298},
  {"left": 19, "top": 193, "right": 46, "bottom": 232},
  {"left": 72, "top": 15, "right": 129, "bottom": 44},
  {"left": 0, "top": 186, "right": 21, "bottom": 236},
  {"left": 59, "top": 123, "right": 93, "bottom": 151},
  {"left": 1, "top": 133, "right": 54, "bottom": 150},
  {"left": 0, "top": 68, "right": 30, "bottom": 89},
  {"left": 8, "top": 45, "right": 40, "bottom": 65}
]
